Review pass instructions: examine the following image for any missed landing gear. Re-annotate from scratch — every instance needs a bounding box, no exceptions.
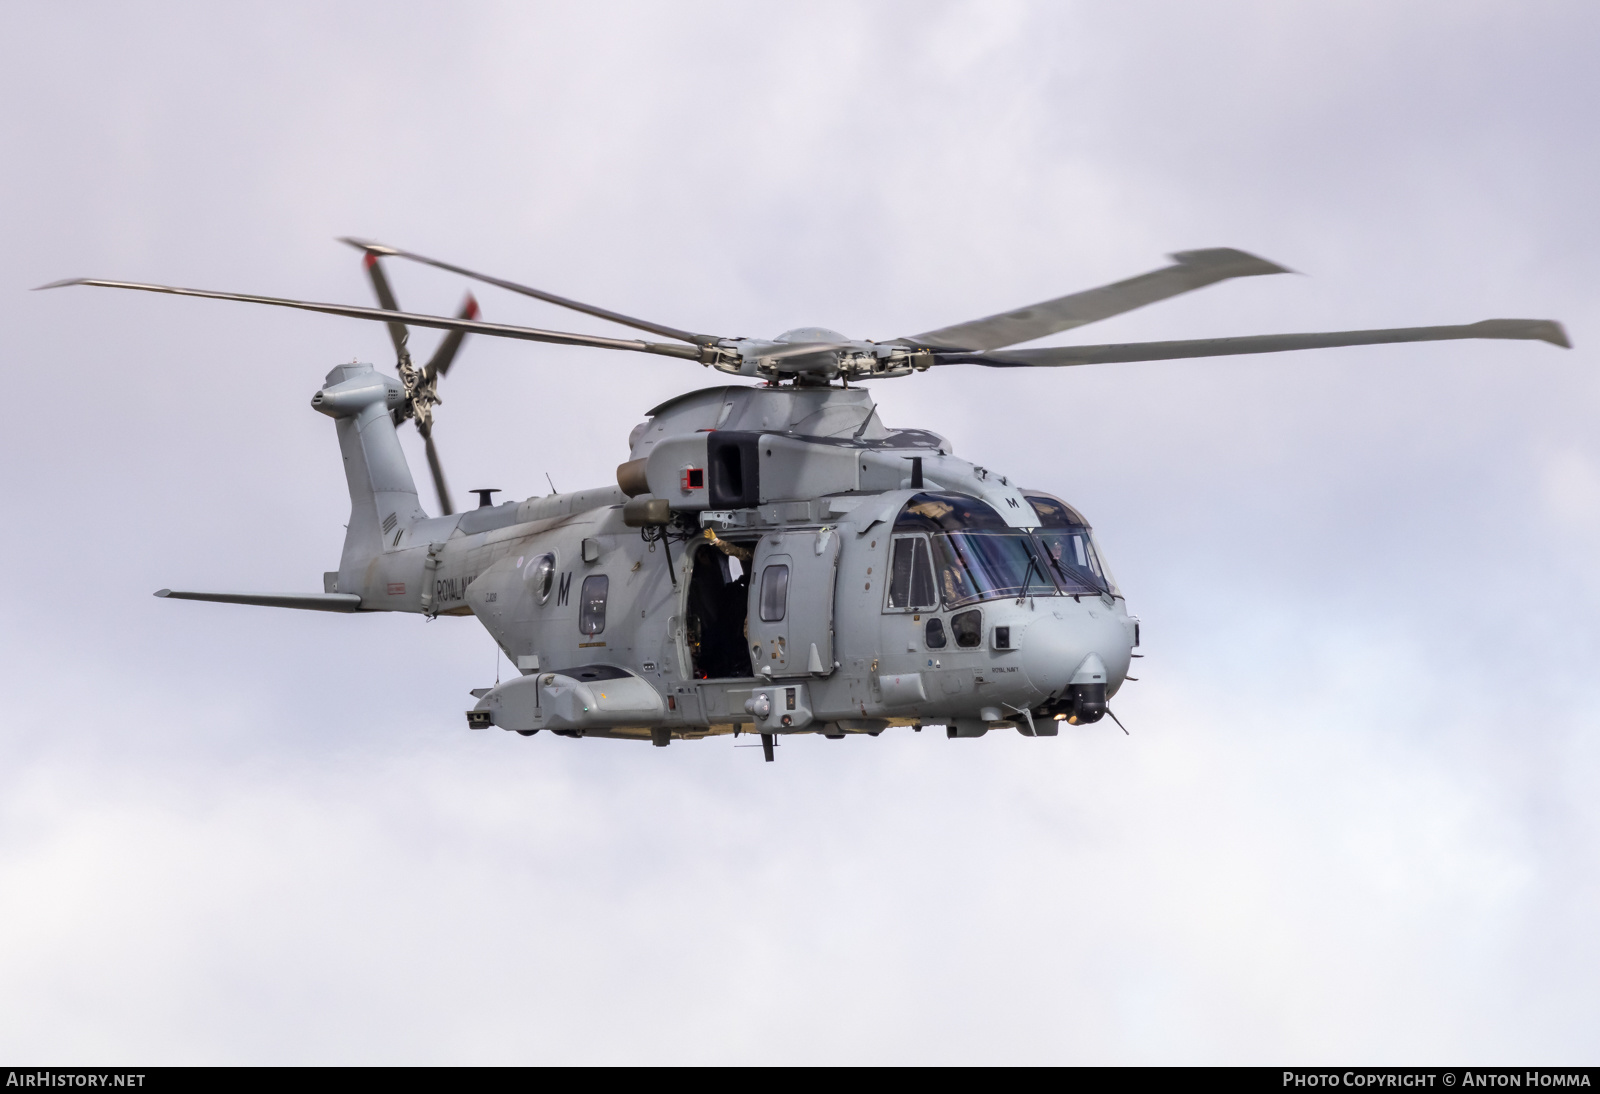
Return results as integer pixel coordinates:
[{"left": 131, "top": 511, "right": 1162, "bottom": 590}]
[{"left": 761, "top": 733, "right": 775, "bottom": 762}]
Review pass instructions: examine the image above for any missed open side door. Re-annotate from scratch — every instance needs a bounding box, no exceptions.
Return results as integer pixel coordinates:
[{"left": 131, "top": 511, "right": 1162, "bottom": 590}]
[{"left": 747, "top": 527, "right": 839, "bottom": 679}]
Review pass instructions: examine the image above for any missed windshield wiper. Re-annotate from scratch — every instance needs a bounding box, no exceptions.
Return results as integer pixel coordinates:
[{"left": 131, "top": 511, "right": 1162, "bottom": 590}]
[
  {"left": 1016, "top": 549, "right": 1042, "bottom": 603},
  {"left": 1041, "top": 539, "right": 1104, "bottom": 599},
  {"left": 1044, "top": 552, "right": 1071, "bottom": 585}
]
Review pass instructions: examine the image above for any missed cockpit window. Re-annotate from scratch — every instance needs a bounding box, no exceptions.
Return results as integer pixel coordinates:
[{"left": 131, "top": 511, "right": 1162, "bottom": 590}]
[
  {"left": 895, "top": 493, "right": 1051, "bottom": 607},
  {"left": 1025, "top": 494, "right": 1090, "bottom": 529},
  {"left": 1025, "top": 493, "right": 1118, "bottom": 596},
  {"left": 930, "top": 529, "right": 1053, "bottom": 607},
  {"left": 894, "top": 492, "right": 1012, "bottom": 533},
  {"left": 887, "top": 536, "right": 938, "bottom": 610},
  {"left": 889, "top": 491, "right": 1120, "bottom": 605},
  {"left": 1033, "top": 529, "right": 1110, "bottom": 595},
  {"left": 951, "top": 609, "right": 983, "bottom": 648}
]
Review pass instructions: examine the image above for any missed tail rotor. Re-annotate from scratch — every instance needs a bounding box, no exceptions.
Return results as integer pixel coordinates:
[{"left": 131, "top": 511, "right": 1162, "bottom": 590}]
[{"left": 351, "top": 243, "right": 478, "bottom": 517}]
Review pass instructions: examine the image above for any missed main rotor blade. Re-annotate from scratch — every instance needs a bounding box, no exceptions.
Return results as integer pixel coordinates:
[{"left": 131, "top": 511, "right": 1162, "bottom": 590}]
[
  {"left": 341, "top": 237, "right": 718, "bottom": 347},
  {"left": 360, "top": 252, "right": 410, "bottom": 361},
  {"left": 40, "top": 278, "right": 702, "bottom": 360},
  {"left": 939, "top": 319, "right": 1571, "bottom": 368},
  {"left": 421, "top": 426, "right": 453, "bottom": 517},
  {"left": 421, "top": 294, "right": 480, "bottom": 386},
  {"left": 905, "top": 248, "right": 1291, "bottom": 352}
]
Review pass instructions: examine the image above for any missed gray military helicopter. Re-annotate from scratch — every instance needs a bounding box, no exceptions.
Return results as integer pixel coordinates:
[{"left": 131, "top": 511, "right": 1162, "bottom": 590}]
[{"left": 44, "top": 243, "right": 1570, "bottom": 760}]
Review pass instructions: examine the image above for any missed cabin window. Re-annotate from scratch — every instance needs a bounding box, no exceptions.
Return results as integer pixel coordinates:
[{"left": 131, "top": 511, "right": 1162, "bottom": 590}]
[
  {"left": 528, "top": 553, "right": 556, "bottom": 603},
  {"left": 579, "top": 574, "right": 608, "bottom": 635},
  {"left": 951, "top": 609, "right": 983, "bottom": 648},
  {"left": 759, "top": 564, "right": 789, "bottom": 623},
  {"left": 925, "top": 616, "right": 947, "bottom": 649},
  {"left": 886, "top": 536, "right": 938, "bottom": 611}
]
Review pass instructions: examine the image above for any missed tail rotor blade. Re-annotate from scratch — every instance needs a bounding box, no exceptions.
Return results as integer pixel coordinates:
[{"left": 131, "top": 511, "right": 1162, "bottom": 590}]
[
  {"left": 358, "top": 252, "right": 410, "bottom": 362},
  {"left": 422, "top": 294, "right": 480, "bottom": 385},
  {"left": 422, "top": 427, "right": 453, "bottom": 517}
]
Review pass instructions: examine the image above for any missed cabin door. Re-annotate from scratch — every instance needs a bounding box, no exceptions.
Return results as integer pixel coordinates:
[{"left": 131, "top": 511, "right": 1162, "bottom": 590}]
[{"left": 746, "top": 527, "right": 839, "bottom": 679}]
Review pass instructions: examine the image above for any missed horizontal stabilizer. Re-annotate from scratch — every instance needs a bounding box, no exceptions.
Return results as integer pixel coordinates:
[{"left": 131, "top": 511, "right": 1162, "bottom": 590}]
[{"left": 154, "top": 589, "right": 363, "bottom": 612}]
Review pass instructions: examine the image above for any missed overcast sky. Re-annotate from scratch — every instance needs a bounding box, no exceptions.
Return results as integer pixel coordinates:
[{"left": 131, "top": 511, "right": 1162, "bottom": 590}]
[{"left": 2, "top": 0, "right": 1597, "bottom": 1064}]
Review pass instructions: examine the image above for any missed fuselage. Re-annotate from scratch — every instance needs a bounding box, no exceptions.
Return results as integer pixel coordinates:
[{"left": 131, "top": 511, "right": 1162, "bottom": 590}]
[{"left": 327, "top": 378, "right": 1138, "bottom": 742}]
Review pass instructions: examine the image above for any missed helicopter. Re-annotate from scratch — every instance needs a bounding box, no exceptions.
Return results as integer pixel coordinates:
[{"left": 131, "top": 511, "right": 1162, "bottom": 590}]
[{"left": 42, "top": 242, "right": 1570, "bottom": 761}]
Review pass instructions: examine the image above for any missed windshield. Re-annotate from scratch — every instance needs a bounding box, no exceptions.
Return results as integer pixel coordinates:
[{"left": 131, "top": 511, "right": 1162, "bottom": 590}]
[
  {"left": 892, "top": 491, "right": 1118, "bottom": 607},
  {"left": 896, "top": 492, "right": 1053, "bottom": 607},
  {"left": 1033, "top": 529, "right": 1110, "bottom": 595},
  {"left": 930, "top": 531, "right": 1053, "bottom": 607},
  {"left": 1026, "top": 493, "right": 1117, "bottom": 596}
]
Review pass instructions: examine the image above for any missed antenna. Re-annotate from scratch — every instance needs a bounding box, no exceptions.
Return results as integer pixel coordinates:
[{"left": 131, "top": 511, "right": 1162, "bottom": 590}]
[{"left": 545, "top": 472, "right": 557, "bottom": 496}]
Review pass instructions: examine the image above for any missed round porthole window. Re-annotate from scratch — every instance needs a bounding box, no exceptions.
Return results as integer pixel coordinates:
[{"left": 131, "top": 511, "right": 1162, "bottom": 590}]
[{"left": 528, "top": 554, "right": 556, "bottom": 603}]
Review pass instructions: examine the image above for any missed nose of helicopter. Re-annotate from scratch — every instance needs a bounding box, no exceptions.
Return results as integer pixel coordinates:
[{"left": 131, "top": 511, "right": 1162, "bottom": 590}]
[{"left": 1017, "top": 602, "right": 1135, "bottom": 709}]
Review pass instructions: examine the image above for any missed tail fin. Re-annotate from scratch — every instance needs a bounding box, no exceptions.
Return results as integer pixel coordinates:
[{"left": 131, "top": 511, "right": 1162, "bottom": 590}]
[{"left": 311, "top": 363, "right": 426, "bottom": 592}]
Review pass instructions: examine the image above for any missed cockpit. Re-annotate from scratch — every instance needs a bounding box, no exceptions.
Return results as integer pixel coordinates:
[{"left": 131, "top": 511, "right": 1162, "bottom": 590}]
[{"left": 886, "top": 492, "right": 1118, "bottom": 611}]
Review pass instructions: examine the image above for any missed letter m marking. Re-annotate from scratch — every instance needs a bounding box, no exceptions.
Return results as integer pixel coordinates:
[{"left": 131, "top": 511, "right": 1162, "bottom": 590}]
[{"left": 557, "top": 571, "right": 572, "bottom": 607}]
